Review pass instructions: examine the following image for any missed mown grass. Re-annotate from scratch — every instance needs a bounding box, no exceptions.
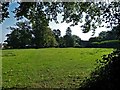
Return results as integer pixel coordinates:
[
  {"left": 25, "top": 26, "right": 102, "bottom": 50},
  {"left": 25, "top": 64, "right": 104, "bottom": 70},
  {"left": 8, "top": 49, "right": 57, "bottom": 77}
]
[{"left": 2, "top": 48, "right": 113, "bottom": 88}]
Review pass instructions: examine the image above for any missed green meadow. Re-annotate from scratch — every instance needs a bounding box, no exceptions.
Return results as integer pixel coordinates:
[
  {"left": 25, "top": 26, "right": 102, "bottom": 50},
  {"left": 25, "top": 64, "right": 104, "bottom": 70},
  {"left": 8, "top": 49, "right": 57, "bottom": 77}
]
[{"left": 2, "top": 48, "right": 113, "bottom": 88}]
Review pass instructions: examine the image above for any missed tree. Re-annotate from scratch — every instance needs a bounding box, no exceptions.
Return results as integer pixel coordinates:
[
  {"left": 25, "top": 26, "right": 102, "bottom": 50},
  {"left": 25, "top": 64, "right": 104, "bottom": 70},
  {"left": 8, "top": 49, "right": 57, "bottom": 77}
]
[
  {"left": 98, "top": 27, "right": 119, "bottom": 41},
  {"left": 98, "top": 31, "right": 108, "bottom": 41},
  {"left": 10, "top": 2, "right": 49, "bottom": 48},
  {"left": 1, "top": 2, "right": 120, "bottom": 31},
  {"left": 5, "top": 29, "right": 21, "bottom": 48},
  {"left": 5, "top": 21, "right": 32, "bottom": 48},
  {"left": 66, "top": 27, "right": 72, "bottom": 36},
  {"left": 44, "top": 27, "right": 58, "bottom": 47},
  {"left": 30, "top": 3, "right": 49, "bottom": 48},
  {"left": 2, "top": 2, "right": 119, "bottom": 38},
  {"left": 113, "top": 25, "right": 120, "bottom": 40},
  {"left": 53, "top": 29, "right": 61, "bottom": 47},
  {"left": 5, "top": 21, "right": 57, "bottom": 48},
  {"left": 72, "top": 35, "right": 81, "bottom": 47},
  {"left": 63, "top": 27, "right": 74, "bottom": 47},
  {"left": 106, "top": 26, "right": 120, "bottom": 40},
  {"left": 0, "top": 2, "right": 9, "bottom": 23},
  {"left": 59, "top": 37, "right": 66, "bottom": 48},
  {"left": 89, "top": 37, "right": 100, "bottom": 42}
]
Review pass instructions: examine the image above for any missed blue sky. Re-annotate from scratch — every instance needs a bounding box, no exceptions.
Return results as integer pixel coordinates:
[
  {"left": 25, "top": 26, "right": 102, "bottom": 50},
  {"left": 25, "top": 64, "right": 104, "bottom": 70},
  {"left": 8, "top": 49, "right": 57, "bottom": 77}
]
[
  {"left": 1, "top": 2, "right": 19, "bottom": 43},
  {"left": 0, "top": 2, "right": 111, "bottom": 43}
]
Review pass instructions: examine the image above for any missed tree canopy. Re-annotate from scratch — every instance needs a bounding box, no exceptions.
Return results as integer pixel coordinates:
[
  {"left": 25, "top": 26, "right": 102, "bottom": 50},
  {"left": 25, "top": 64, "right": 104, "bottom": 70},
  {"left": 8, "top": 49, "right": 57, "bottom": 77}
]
[
  {"left": 4, "top": 21, "right": 32, "bottom": 48},
  {"left": 1, "top": 2, "right": 120, "bottom": 35},
  {"left": 1, "top": 2, "right": 120, "bottom": 48}
]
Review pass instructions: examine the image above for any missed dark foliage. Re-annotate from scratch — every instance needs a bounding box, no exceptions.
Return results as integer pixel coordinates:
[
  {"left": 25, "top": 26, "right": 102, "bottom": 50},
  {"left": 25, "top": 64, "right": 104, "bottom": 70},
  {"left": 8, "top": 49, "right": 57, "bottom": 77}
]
[
  {"left": 80, "top": 24, "right": 120, "bottom": 89},
  {"left": 90, "top": 41, "right": 120, "bottom": 48},
  {"left": 0, "top": 2, "right": 9, "bottom": 23},
  {"left": 79, "top": 49, "right": 120, "bottom": 90}
]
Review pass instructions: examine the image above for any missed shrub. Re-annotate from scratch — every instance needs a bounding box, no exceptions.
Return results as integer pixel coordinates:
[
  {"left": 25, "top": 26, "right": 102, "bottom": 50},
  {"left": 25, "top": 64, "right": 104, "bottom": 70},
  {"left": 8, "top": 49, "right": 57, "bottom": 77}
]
[{"left": 79, "top": 49, "right": 120, "bottom": 90}]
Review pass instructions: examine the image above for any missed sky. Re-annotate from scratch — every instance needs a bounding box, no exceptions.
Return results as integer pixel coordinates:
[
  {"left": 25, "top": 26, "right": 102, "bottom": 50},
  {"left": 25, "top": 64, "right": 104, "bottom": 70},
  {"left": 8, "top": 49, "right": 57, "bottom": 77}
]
[{"left": 0, "top": 2, "right": 111, "bottom": 43}]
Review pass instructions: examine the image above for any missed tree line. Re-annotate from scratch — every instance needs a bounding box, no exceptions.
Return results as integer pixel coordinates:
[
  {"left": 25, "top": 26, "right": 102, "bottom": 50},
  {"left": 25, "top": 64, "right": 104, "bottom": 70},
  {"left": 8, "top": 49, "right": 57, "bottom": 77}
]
[
  {"left": 4, "top": 20, "right": 119, "bottom": 49},
  {"left": 2, "top": 2, "right": 119, "bottom": 49},
  {"left": 79, "top": 26, "right": 120, "bottom": 48},
  {"left": 4, "top": 21, "right": 81, "bottom": 49}
]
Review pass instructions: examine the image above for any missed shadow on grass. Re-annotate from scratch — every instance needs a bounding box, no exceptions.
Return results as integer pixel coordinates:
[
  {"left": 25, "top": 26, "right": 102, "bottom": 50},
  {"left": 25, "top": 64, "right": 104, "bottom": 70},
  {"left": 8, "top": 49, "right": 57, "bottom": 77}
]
[{"left": 79, "top": 50, "right": 120, "bottom": 90}]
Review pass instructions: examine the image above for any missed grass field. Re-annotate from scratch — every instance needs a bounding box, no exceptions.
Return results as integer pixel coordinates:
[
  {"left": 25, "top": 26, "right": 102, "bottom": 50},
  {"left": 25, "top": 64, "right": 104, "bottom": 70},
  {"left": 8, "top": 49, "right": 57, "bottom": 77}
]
[{"left": 2, "top": 48, "right": 113, "bottom": 88}]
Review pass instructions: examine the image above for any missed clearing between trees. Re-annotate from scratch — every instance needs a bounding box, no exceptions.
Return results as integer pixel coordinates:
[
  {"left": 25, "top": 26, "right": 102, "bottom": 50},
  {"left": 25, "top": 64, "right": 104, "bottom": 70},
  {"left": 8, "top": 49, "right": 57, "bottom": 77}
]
[{"left": 2, "top": 48, "right": 113, "bottom": 88}]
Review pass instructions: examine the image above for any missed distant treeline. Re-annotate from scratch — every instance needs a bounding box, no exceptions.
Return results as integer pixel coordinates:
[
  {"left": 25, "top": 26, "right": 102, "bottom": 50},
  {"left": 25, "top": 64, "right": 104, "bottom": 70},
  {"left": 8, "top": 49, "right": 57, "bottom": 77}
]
[
  {"left": 81, "top": 27, "right": 120, "bottom": 48},
  {"left": 2, "top": 21, "right": 119, "bottom": 49},
  {"left": 81, "top": 40, "right": 120, "bottom": 48},
  {"left": 2, "top": 21, "right": 81, "bottom": 49}
]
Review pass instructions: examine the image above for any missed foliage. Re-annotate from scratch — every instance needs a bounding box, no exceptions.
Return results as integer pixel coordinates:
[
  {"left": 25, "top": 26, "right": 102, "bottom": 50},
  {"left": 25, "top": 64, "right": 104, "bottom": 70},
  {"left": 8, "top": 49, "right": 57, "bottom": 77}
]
[
  {"left": 44, "top": 27, "right": 58, "bottom": 47},
  {"left": 63, "top": 27, "right": 74, "bottom": 47},
  {"left": 52, "top": 29, "right": 61, "bottom": 47},
  {"left": 4, "top": 21, "right": 32, "bottom": 48},
  {"left": 79, "top": 49, "right": 120, "bottom": 90},
  {"left": 88, "top": 24, "right": 120, "bottom": 48},
  {"left": 4, "top": 21, "right": 57, "bottom": 48},
  {"left": 89, "top": 37, "right": 101, "bottom": 42},
  {"left": 90, "top": 40, "right": 120, "bottom": 48},
  {"left": 72, "top": 35, "right": 81, "bottom": 47},
  {"left": 1, "top": 2, "right": 120, "bottom": 33},
  {"left": 0, "top": 2, "right": 9, "bottom": 23},
  {"left": 92, "top": 40, "right": 120, "bottom": 45},
  {"left": 89, "top": 24, "right": 120, "bottom": 43},
  {"left": 29, "top": 4, "right": 49, "bottom": 48},
  {"left": 12, "top": 2, "right": 120, "bottom": 34},
  {"left": 2, "top": 2, "right": 120, "bottom": 48},
  {"left": 98, "top": 27, "right": 119, "bottom": 41}
]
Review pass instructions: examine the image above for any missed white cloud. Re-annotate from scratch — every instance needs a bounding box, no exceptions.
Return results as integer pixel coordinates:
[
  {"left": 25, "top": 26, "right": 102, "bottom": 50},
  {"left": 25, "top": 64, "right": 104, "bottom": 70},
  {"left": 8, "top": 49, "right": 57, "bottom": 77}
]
[
  {"left": 49, "top": 21, "right": 111, "bottom": 40},
  {"left": 49, "top": 13, "right": 111, "bottom": 40}
]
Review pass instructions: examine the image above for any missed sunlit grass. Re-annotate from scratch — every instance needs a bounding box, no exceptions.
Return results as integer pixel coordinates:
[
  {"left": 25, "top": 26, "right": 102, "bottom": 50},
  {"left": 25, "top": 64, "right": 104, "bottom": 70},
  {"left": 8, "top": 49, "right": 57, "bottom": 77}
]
[{"left": 2, "top": 48, "right": 113, "bottom": 88}]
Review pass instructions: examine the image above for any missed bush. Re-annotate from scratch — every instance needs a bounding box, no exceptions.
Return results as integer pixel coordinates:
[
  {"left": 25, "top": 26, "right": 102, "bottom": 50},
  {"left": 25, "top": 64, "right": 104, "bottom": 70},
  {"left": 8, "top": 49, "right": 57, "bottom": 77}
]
[
  {"left": 79, "top": 49, "right": 120, "bottom": 90},
  {"left": 91, "top": 40, "right": 120, "bottom": 48}
]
